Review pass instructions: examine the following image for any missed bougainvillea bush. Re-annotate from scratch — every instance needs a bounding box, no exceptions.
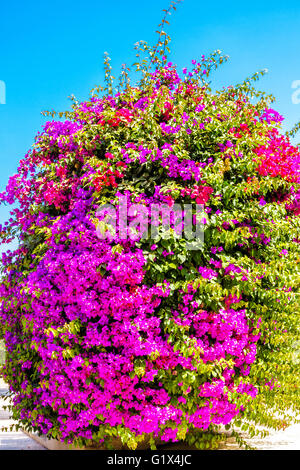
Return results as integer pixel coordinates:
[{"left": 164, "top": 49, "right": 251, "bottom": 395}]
[{"left": 0, "top": 4, "right": 299, "bottom": 449}]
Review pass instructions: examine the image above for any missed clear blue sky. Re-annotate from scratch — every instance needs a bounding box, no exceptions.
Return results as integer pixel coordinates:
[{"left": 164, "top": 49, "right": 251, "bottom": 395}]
[{"left": 0, "top": 0, "right": 300, "bottom": 227}]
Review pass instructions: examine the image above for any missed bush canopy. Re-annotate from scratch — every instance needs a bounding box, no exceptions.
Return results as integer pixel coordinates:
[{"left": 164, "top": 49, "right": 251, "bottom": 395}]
[{"left": 0, "top": 1, "right": 299, "bottom": 449}]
